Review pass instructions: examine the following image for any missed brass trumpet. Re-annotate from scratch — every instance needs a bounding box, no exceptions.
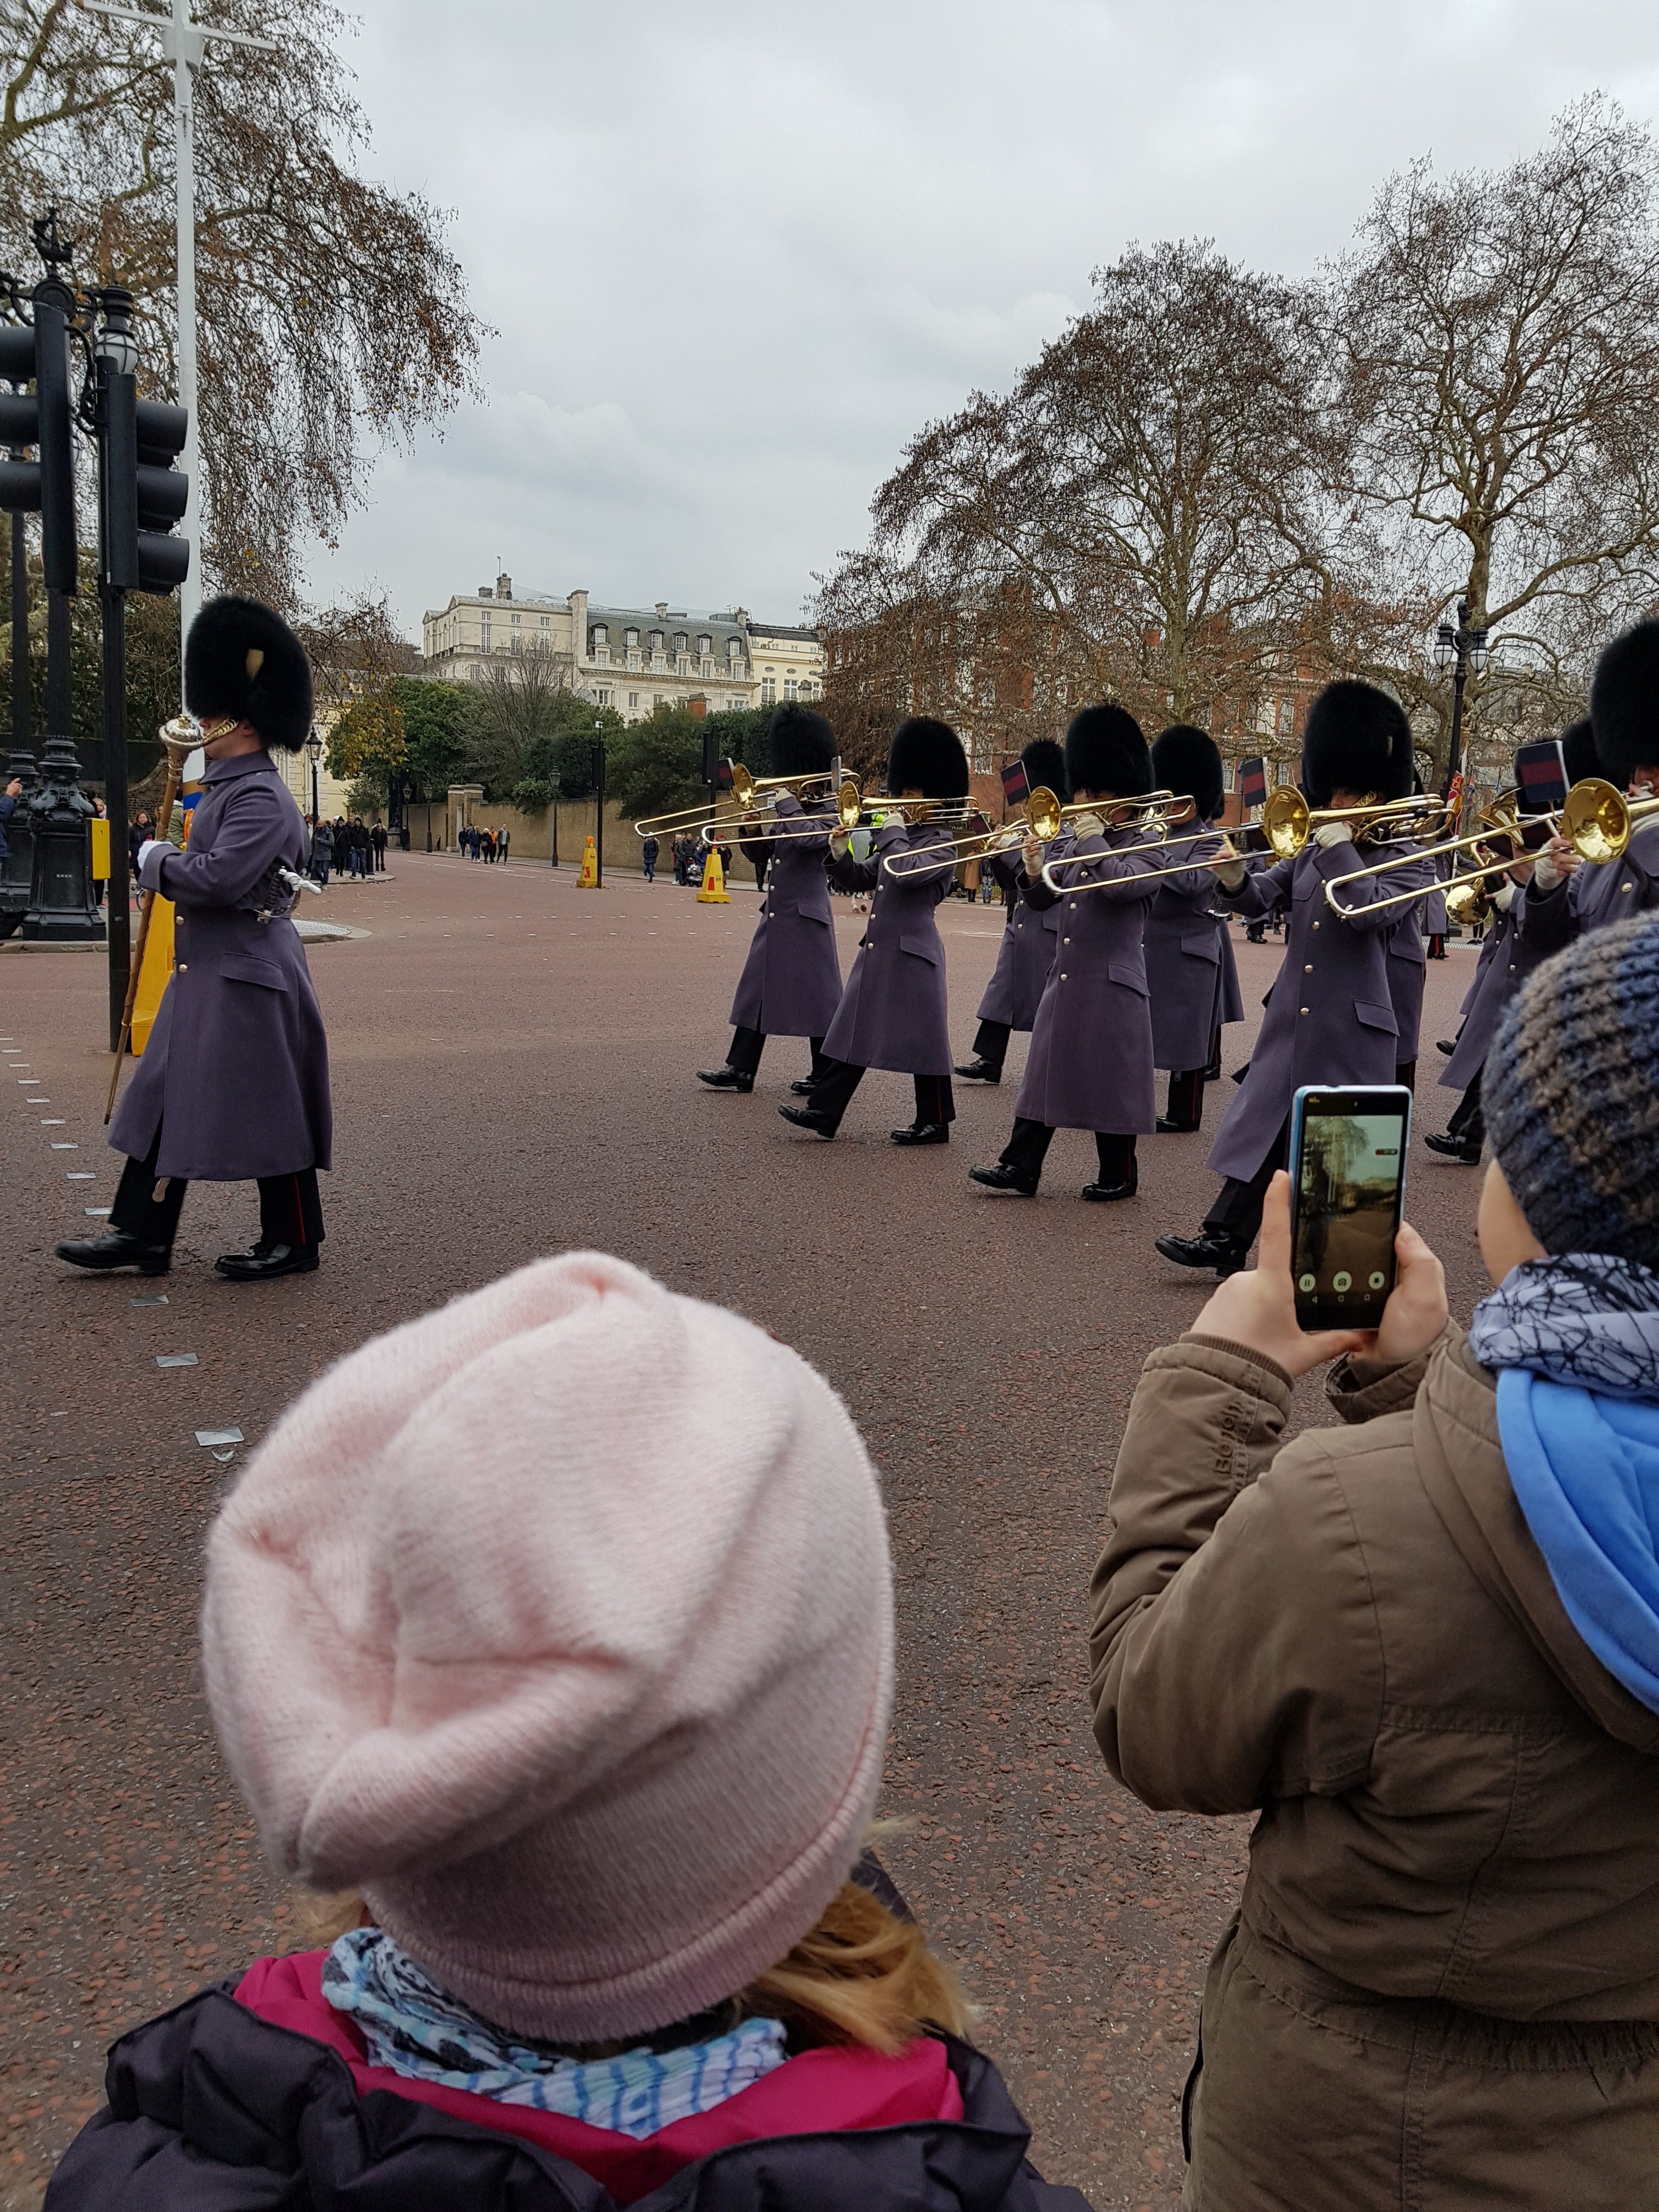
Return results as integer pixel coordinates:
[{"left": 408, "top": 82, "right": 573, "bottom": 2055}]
[
  {"left": 634, "top": 763, "right": 836, "bottom": 839},
  {"left": 1260, "top": 788, "right": 1451, "bottom": 860}
]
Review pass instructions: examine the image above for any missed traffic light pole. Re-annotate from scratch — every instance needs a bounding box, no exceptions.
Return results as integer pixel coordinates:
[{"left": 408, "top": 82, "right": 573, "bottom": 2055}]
[
  {"left": 8, "top": 506, "right": 24, "bottom": 752},
  {"left": 98, "top": 352, "right": 137, "bottom": 1047}
]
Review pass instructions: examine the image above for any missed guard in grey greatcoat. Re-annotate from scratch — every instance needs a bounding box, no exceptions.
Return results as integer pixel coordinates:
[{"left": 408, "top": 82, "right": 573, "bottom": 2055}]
[
  {"left": 955, "top": 737, "right": 1067, "bottom": 1085},
  {"left": 780, "top": 716, "right": 969, "bottom": 1146},
  {"left": 58, "top": 599, "right": 332, "bottom": 1284},
  {"left": 1143, "top": 725, "right": 1243, "bottom": 1133},
  {"left": 1424, "top": 723, "right": 1598, "bottom": 1163},
  {"left": 1154, "top": 680, "right": 1415, "bottom": 1276},
  {"left": 1525, "top": 632, "right": 1659, "bottom": 952},
  {"left": 696, "top": 704, "right": 843, "bottom": 1096},
  {"left": 969, "top": 706, "right": 1161, "bottom": 1202}
]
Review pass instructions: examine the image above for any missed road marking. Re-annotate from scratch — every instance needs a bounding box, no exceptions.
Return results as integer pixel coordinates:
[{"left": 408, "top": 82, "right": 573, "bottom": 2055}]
[
  {"left": 195, "top": 1427, "right": 243, "bottom": 1447},
  {"left": 67, "top": 1172, "right": 94, "bottom": 1180},
  {"left": 156, "top": 1353, "right": 198, "bottom": 1368},
  {"left": 130, "top": 1294, "right": 169, "bottom": 1306},
  {"left": 84, "top": 1206, "right": 111, "bottom": 1216}
]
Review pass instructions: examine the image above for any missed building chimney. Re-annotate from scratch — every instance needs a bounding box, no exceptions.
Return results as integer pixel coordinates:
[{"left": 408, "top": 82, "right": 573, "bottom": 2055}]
[
  {"left": 478, "top": 585, "right": 493, "bottom": 599},
  {"left": 656, "top": 601, "right": 669, "bottom": 620},
  {"left": 498, "top": 573, "right": 513, "bottom": 600}
]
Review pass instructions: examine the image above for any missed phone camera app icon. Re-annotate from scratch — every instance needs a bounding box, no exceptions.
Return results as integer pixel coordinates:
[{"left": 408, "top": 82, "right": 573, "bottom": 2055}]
[
  {"left": 1298, "top": 1273, "right": 1316, "bottom": 1293},
  {"left": 1369, "top": 1271, "right": 1386, "bottom": 1291},
  {"left": 1333, "top": 1272, "right": 1352, "bottom": 1293}
]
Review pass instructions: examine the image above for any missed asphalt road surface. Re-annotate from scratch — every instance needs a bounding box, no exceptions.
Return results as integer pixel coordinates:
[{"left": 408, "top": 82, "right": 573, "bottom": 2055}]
[{"left": 0, "top": 854, "right": 1497, "bottom": 2210}]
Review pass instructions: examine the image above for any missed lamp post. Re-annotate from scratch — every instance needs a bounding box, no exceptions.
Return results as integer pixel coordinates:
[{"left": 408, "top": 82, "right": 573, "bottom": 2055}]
[
  {"left": 590, "top": 716, "right": 605, "bottom": 889},
  {"left": 305, "top": 726, "right": 322, "bottom": 822},
  {"left": 1434, "top": 597, "right": 1489, "bottom": 794},
  {"left": 549, "top": 770, "right": 560, "bottom": 868}
]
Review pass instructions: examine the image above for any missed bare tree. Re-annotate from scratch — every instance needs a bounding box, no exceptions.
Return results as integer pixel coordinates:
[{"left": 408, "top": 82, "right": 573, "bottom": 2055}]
[
  {"left": 817, "top": 241, "right": 1331, "bottom": 755},
  {"left": 1330, "top": 97, "right": 1659, "bottom": 766},
  {"left": 1, "top": 0, "right": 486, "bottom": 605},
  {"left": 467, "top": 637, "right": 578, "bottom": 797}
]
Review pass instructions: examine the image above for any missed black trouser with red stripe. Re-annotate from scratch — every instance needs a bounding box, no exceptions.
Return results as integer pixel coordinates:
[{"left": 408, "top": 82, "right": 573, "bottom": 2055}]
[
  {"left": 1000, "top": 1116, "right": 1136, "bottom": 1189},
  {"left": 1203, "top": 1117, "right": 1290, "bottom": 1249},
  {"left": 970, "top": 1017, "right": 1012, "bottom": 1071},
  {"left": 808, "top": 1059, "right": 955, "bottom": 1130},
  {"left": 110, "top": 1130, "right": 324, "bottom": 1252}
]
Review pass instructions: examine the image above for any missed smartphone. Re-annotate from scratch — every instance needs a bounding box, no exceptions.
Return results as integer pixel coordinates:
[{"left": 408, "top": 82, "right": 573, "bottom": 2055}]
[{"left": 1288, "top": 1085, "right": 1412, "bottom": 1330}]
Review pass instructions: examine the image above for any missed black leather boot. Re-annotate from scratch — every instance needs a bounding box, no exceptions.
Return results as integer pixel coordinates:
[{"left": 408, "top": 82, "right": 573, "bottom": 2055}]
[
  {"left": 1424, "top": 1131, "right": 1482, "bottom": 1164},
  {"left": 215, "top": 1243, "right": 321, "bottom": 1281},
  {"left": 1154, "top": 1228, "right": 1248, "bottom": 1276},
  {"left": 890, "top": 1122, "right": 949, "bottom": 1146},
  {"left": 57, "top": 1230, "right": 170, "bottom": 1276},
  {"left": 1081, "top": 1177, "right": 1137, "bottom": 1201},
  {"left": 779, "top": 1103, "right": 837, "bottom": 1138},
  {"left": 696, "top": 1065, "right": 754, "bottom": 1092},
  {"left": 968, "top": 1163, "right": 1039, "bottom": 1195},
  {"left": 953, "top": 1056, "right": 1002, "bottom": 1084}
]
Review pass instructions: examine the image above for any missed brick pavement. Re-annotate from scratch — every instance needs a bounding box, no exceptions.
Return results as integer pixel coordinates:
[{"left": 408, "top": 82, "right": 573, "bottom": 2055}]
[{"left": 0, "top": 857, "right": 1494, "bottom": 2208}]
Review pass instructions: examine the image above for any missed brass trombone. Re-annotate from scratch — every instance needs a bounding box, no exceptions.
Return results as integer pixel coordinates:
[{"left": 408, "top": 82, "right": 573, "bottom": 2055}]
[
  {"left": 1037, "top": 815, "right": 1234, "bottom": 896},
  {"left": 1260, "top": 788, "right": 1452, "bottom": 860},
  {"left": 1317, "top": 778, "right": 1659, "bottom": 919},
  {"left": 700, "top": 775, "right": 979, "bottom": 845},
  {"left": 634, "top": 762, "right": 836, "bottom": 839}
]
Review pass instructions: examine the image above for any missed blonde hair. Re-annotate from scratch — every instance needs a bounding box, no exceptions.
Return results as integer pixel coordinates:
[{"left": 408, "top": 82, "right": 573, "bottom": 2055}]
[{"left": 290, "top": 1876, "right": 973, "bottom": 2059}]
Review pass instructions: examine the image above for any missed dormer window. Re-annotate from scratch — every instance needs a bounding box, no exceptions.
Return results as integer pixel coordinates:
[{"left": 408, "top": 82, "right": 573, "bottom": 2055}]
[
  {"left": 624, "top": 628, "right": 640, "bottom": 648},
  {"left": 650, "top": 631, "right": 664, "bottom": 651},
  {"left": 591, "top": 624, "right": 608, "bottom": 647},
  {"left": 697, "top": 635, "right": 712, "bottom": 656},
  {"left": 673, "top": 633, "right": 688, "bottom": 653}
]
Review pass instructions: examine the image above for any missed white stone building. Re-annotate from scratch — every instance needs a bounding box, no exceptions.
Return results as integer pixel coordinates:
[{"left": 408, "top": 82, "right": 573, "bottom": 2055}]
[{"left": 421, "top": 576, "right": 825, "bottom": 721}]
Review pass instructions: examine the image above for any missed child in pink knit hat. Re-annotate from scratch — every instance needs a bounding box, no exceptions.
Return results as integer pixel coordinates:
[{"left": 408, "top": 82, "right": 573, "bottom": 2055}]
[{"left": 47, "top": 1252, "right": 1092, "bottom": 2212}]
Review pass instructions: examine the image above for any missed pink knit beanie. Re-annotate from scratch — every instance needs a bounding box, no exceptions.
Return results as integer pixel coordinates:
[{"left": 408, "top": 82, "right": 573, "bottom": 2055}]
[{"left": 200, "top": 1252, "right": 894, "bottom": 2042}]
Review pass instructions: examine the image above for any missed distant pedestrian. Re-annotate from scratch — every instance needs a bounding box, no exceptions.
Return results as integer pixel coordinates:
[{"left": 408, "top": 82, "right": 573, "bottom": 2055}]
[
  {"left": 642, "top": 834, "right": 659, "bottom": 882},
  {"left": 498, "top": 827, "right": 510, "bottom": 865},
  {"left": 371, "top": 821, "right": 387, "bottom": 872},
  {"left": 309, "top": 817, "right": 333, "bottom": 887},
  {"left": 128, "top": 810, "right": 153, "bottom": 879}
]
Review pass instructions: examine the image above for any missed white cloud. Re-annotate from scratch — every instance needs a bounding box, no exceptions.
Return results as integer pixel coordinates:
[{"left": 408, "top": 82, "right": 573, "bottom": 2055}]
[{"left": 304, "top": 0, "right": 1659, "bottom": 634}]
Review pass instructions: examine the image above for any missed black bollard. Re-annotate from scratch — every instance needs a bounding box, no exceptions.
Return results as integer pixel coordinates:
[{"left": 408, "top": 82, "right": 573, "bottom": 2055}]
[
  {"left": 0, "top": 744, "right": 37, "bottom": 940},
  {"left": 22, "top": 732, "right": 103, "bottom": 941}
]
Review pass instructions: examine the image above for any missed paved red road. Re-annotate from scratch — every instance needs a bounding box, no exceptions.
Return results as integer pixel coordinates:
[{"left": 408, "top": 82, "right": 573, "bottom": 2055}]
[{"left": 0, "top": 856, "right": 1493, "bottom": 2209}]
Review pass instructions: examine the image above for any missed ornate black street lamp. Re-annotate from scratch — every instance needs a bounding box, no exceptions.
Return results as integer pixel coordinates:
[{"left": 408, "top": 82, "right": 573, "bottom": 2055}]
[
  {"left": 1434, "top": 598, "right": 1489, "bottom": 790},
  {"left": 306, "top": 726, "right": 322, "bottom": 821}
]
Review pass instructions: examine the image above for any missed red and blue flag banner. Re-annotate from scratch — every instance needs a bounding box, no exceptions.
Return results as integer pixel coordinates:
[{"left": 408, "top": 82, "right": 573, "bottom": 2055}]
[
  {"left": 1000, "top": 760, "right": 1030, "bottom": 808},
  {"left": 1514, "top": 738, "right": 1568, "bottom": 817},
  {"left": 1238, "top": 756, "right": 1268, "bottom": 812}
]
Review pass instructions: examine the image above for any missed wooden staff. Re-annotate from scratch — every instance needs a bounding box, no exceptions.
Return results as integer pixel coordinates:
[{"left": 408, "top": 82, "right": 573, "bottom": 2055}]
[{"left": 104, "top": 719, "right": 199, "bottom": 1125}]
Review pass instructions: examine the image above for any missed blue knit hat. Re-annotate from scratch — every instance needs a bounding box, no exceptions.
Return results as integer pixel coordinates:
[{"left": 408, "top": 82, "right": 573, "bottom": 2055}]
[{"left": 1485, "top": 917, "right": 1659, "bottom": 1265}]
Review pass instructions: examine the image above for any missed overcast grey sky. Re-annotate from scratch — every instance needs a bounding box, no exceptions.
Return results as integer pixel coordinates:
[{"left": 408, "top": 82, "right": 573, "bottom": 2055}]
[{"left": 305, "top": 0, "right": 1659, "bottom": 640}]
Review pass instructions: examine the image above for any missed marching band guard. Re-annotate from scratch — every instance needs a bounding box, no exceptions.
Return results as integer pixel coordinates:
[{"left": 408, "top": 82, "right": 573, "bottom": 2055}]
[
  {"left": 1380, "top": 808, "right": 1438, "bottom": 1092},
  {"left": 969, "top": 706, "right": 1161, "bottom": 1202},
  {"left": 1524, "top": 619, "right": 1659, "bottom": 951},
  {"left": 1425, "top": 722, "right": 1596, "bottom": 1164},
  {"left": 780, "top": 716, "right": 969, "bottom": 1146},
  {"left": 1155, "top": 680, "right": 1414, "bottom": 1277},
  {"left": 696, "top": 704, "right": 843, "bottom": 1095},
  {"left": 58, "top": 598, "right": 332, "bottom": 1283},
  {"left": 1143, "top": 724, "right": 1241, "bottom": 1135},
  {"left": 953, "top": 737, "right": 1068, "bottom": 1086}
]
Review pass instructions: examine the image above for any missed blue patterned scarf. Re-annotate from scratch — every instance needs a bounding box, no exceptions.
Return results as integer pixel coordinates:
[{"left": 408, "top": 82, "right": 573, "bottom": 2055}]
[
  {"left": 1469, "top": 1254, "right": 1659, "bottom": 1713},
  {"left": 323, "top": 1928, "right": 787, "bottom": 2136}
]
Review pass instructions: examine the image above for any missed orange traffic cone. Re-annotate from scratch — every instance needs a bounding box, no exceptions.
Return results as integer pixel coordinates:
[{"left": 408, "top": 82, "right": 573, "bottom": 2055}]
[
  {"left": 696, "top": 845, "right": 730, "bottom": 904},
  {"left": 576, "top": 835, "right": 601, "bottom": 889}
]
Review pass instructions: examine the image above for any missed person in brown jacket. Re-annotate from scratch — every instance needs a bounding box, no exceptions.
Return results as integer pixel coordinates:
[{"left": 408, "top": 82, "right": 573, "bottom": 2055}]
[{"left": 1090, "top": 914, "right": 1659, "bottom": 2210}]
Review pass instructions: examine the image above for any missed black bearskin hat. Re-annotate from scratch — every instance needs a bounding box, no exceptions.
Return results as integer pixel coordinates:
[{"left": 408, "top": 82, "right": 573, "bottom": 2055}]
[
  {"left": 887, "top": 715, "right": 969, "bottom": 800},
  {"left": 1064, "top": 703, "right": 1149, "bottom": 799},
  {"left": 1560, "top": 718, "right": 1600, "bottom": 788},
  {"left": 1299, "top": 680, "right": 1412, "bottom": 809},
  {"left": 1152, "top": 724, "right": 1224, "bottom": 821},
  {"left": 1019, "top": 737, "right": 1068, "bottom": 802},
  {"left": 1589, "top": 622, "right": 1659, "bottom": 785},
  {"left": 185, "top": 596, "right": 313, "bottom": 753},
  {"left": 766, "top": 702, "right": 836, "bottom": 780}
]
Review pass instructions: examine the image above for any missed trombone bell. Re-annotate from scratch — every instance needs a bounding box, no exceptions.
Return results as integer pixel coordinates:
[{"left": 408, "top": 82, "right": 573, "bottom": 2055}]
[{"left": 1561, "top": 776, "right": 1659, "bottom": 866}]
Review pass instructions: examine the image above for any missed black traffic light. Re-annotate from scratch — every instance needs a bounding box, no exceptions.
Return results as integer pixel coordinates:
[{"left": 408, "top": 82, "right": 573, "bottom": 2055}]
[
  {"left": 0, "top": 306, "right": 76, "bottom": 592},
  {"left": 701, "top": 727, "right": 719, "bottom": 788},
  {"left": 103, "top": 379, "right": 189, "bottom": 595}
]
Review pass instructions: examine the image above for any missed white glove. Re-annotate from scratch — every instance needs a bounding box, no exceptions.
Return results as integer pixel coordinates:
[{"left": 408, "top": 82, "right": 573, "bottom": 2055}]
[
  {"left": 1215, "top": 855, "right": 1248, "bottom": 891},
  {"left": 829, "top": 827, "right": 850, "bottom": 859},
  {"left": 1531, "top": 848, "right": 1561, "bottom": 892},
  {"left": 1493, "top": 881, "right": 1516, "bottom": 913},
  {"left": 1070, "top": 811, "right": 1105, "bottom": 838},
  {"left": 879, "top": 807, "right": 907, "bottom": 829},
  {"left": 137, "top": 837, "right": 160, "bottom": 870},
  {"left": 1312, "top": 821, "right": 1351, "bottom": 851}
]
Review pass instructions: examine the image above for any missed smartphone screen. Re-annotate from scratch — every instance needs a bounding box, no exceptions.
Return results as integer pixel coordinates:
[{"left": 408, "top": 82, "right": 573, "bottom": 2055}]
[{"left": 1289, "top": 1086, "right": 1412, "bottom": 1330}]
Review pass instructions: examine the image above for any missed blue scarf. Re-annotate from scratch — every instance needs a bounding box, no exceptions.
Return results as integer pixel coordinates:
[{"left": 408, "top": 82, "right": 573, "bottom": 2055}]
[{"left": 1468, "top": 1255, "right": 1659, "bottom": 1714}]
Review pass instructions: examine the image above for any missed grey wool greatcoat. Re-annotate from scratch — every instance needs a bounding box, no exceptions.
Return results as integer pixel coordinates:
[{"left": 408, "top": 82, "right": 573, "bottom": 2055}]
[
  {"left": 975, "top": 844, "right": 1063, "bottom": 1030},
  {"left": 728, "top": 794, "right": 843, "bottom": 1036},
  {"left": 1014, "top": 824, "right": 1161, "bottom": 1135},
  {"left": 1521, "top": 812, "right": 1659, "bottom": 952},
  {"left": 1208, "top": 840, "right": 1400, "bottom": 1184},
  {"left": 1441, "top": 887, "right": 1541, "bottom": 1093},
  {"left": 1143, "top": 824, "right": 1244, "bottom": 1074},
  {"left": 822, "top": 816, "right": 956, "bottom": 1076},
  {"left": 110, "top": 750, "right": 332, "bottom": 1182}
]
